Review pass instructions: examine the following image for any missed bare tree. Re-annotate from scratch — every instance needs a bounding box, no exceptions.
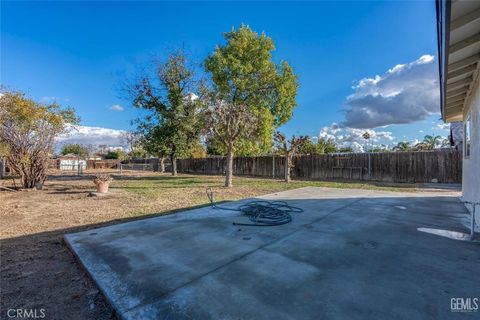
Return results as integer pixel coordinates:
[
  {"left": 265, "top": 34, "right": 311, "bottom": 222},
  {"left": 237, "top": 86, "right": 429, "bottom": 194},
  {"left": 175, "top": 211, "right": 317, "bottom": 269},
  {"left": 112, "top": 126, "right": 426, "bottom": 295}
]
[
  {"left": 120, "top": 130, "right": 147, "bottom": 159},
  {"left": 98, "top": 144, "right": 108, "bottom": 155},
  {"left": 274, "top": 132, "right": 308, "bottom": 182},
  {"left": 205, "top": 99, "right": 256, "bottom": 187},
  {"left": 0, "top": 91, "right": 77, "bottom": 188},
  {"left": 121, "top": 131, "right": 138, "bottom": 153}
]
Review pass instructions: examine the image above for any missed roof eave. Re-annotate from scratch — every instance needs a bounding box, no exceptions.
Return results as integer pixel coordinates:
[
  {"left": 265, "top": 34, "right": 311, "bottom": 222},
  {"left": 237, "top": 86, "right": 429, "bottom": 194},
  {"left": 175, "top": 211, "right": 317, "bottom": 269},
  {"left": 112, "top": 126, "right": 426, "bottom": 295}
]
[{"left": 436, "top": 0, "right": 451, "bottom": 122}]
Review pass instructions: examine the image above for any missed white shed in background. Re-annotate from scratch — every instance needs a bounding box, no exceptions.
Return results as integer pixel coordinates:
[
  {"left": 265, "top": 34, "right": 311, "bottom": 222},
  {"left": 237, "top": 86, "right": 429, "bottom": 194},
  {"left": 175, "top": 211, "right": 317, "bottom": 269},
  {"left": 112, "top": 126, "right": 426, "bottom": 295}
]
[{"left": 58, "top": 154, "right": 87, "bottom": 171}]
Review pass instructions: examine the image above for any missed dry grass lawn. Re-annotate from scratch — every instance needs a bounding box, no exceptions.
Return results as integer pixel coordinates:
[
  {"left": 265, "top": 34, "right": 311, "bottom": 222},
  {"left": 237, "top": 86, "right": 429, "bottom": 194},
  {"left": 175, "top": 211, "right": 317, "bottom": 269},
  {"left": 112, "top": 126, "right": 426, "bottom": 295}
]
[{"left": 1, "top": 170, "right": 423, "bottom": 319}]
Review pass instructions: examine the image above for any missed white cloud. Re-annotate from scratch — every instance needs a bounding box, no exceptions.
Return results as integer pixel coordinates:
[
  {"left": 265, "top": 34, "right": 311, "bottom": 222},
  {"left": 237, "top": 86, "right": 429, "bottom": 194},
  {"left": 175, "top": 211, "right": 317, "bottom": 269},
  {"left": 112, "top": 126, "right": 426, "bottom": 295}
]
[
  {"left": 319, "top": 123, "right": 395, "bottom": 152},
  {"left": 109, "top": 104, "right": 124, "bottom": 111},
  {"left": 436, "top": 123, "right": 450, "bottom": 130},
  {"left": 56, "top": 124, "right": 127, "bottom": 152},
  {"left": 343, "top": 55, "right": 439, "bottom": 128}
]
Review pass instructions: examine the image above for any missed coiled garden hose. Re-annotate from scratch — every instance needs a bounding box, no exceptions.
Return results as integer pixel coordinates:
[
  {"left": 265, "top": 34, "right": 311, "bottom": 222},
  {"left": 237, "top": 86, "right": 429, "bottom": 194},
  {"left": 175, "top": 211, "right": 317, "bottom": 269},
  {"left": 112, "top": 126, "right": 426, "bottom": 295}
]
[{"left": 206, "top": 187, "right": 303, "bottom": 226}]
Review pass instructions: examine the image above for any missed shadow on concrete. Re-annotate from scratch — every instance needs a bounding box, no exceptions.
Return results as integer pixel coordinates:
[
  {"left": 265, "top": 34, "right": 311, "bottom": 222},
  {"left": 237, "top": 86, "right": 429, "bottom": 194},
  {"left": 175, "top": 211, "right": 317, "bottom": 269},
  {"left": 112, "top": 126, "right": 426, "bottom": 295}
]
[
  {"left": 0, "top": 200, "right": 226, "bottom": 320},
  {"left": 4, "top": 191, "right": 478, "bottom": 319}
]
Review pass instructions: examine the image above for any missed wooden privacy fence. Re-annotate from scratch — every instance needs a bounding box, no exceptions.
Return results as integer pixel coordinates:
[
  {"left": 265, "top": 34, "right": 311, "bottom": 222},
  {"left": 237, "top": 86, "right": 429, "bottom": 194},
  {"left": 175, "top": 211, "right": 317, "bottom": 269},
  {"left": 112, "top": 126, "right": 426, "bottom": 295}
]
[
  {"left": 176, "top": 150, "right": 462, "bottom": 183},
  {"left": 119, "top": 158, "right": 168, "bottom": 172},
  {"left": 87, "top": 159, "right": 120, "bottom": 169},
  {"left": 176, "top": 156, "right": 286, "bottom": 177}
]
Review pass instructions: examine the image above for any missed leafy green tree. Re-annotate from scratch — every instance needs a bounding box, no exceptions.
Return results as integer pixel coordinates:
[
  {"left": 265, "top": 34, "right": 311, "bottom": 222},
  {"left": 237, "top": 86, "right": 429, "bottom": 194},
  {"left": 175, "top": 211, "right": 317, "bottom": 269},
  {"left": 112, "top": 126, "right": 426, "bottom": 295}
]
[
  {"left": 205, "top": 136, "right": 225, "bottom": 156},
  {"left": 188, "top": 141, "right": 207, "bottom": 158},
  {"left": 370, "top": 144, "right": 390, "bottom": 152},
  {"left": 60, "top": 143, "right": 90, "bottom": 157},
  {"left": 135, "top": 122, "right": 170, "bottom": 171},
  {"left": 393, "top": 141, "right": 411, "bottom": 152},
  {"left": 317, "top": 138, "right": 337, "bottom": 154},
  {"left": 205, "top": 135, "right": 268, "bottom": 157},
  {"left": 0, "top": 90, "right": 78, "bottom": 188},
  {"left": 295, "top": 138, "right": 317, "bottom": 155},
  {"left": 105, "top": 151, "right": 120, "bottom": 159},
  {"left": 204, "top": 25, "right": 299, "bottom": 187},
  {"left": 130, "top": 51, "right": 204, "bottom": 176},
  {"left": 297, "top": 138, "right": 337, "bottom": 155},
  {"left": 128, "top": 147, "right": 148, "bottom": 159},
  {"left": 337, "top": 147, "right": 354, "bottom": 153},
  {"left": 415, "top": 134, "right": 442, "bottom": 150}
]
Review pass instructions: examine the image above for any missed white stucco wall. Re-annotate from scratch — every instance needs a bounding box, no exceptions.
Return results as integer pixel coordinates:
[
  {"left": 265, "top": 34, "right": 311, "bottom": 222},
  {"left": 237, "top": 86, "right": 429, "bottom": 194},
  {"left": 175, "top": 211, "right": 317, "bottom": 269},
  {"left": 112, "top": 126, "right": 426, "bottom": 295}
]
[{"left": 462, "top": 77, "right": 480, "bottom": 231}]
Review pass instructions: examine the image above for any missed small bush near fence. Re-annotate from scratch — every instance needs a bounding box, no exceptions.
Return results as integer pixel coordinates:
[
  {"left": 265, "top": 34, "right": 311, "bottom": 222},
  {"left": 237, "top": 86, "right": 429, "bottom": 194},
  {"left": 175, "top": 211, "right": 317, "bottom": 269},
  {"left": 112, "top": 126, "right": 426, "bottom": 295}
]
[{"left": 176, "top": 150, "right": 462, "bottom": 183}]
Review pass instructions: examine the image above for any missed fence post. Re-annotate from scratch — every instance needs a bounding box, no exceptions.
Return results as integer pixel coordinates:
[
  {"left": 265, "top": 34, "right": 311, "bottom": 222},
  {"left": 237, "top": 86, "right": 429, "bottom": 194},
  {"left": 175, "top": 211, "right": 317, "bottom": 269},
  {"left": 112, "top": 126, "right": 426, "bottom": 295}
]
[
  {"left": 368, "top": 153, "right": 371, "bottom": 179},
  {"left": 272, "top": 154, "right": 275, "bottom": 179}
]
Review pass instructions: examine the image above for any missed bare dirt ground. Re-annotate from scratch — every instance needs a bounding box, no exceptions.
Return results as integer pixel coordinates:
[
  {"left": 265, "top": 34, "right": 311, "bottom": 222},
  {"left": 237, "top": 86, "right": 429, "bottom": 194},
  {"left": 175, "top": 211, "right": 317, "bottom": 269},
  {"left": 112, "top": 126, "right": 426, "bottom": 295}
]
[{"left": 0, "top": 170, "right": 456, "bottom": 319}]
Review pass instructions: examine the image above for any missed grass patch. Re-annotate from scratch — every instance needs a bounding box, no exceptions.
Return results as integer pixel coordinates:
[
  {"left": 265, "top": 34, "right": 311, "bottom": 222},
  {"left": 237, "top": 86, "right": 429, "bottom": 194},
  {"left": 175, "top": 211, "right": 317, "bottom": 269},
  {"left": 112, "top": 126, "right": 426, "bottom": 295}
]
[{"left": 115, "top": 173, "right": 418, "bottom": 201}]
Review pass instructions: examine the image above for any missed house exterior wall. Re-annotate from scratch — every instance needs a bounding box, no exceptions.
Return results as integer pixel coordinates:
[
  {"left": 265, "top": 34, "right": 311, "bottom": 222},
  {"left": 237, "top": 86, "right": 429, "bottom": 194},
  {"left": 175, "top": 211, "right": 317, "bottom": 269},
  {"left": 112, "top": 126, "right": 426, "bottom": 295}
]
[{"left": 462, "top": 77, "right": 480, "bottom": 231}]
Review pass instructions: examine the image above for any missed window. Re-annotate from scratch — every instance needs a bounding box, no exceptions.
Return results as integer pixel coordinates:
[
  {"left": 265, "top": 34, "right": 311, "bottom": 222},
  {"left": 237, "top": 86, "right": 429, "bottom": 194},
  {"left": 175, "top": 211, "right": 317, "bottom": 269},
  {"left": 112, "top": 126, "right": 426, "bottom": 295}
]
[{"left": 464, "top": 113, "right": 471, "bottom": 158}]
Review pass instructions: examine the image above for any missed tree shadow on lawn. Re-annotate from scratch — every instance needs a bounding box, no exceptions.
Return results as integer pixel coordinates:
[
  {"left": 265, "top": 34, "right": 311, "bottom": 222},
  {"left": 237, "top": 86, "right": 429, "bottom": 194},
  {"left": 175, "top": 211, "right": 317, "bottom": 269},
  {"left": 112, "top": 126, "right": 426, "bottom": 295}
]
[
  {"left": 112, "top": 175, "right": 199, "bottom": 181},
  {"left": 112, "top": 181, "right": 218, "bottom": 191},
  {"left": 0, "top": 200, "right": 221, "bottom": 320},
  {"left": 41, "top": 182, "right": 94, "bottom": 195}
]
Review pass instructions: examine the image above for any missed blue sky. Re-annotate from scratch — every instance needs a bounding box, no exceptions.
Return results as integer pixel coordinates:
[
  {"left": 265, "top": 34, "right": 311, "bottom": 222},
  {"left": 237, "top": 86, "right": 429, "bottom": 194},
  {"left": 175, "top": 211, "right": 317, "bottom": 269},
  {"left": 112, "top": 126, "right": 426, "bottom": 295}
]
[{"left": 1, "top": 1, "right": 449, "bottom": 150}]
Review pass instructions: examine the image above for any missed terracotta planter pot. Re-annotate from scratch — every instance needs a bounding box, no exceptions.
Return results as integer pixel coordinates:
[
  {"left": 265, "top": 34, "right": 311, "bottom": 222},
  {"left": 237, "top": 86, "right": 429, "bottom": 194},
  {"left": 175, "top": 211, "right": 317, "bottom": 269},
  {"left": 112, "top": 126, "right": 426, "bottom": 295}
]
[{"left": 96, "top": 181, "right": 110, "bottom": 193}]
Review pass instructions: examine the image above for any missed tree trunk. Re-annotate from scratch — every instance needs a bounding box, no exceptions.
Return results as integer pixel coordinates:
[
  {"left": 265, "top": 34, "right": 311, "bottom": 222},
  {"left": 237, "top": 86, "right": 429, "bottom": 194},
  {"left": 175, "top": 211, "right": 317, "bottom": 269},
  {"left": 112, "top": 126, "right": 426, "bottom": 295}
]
[
  {"left": 284, "top": 152, "right": 291, "bottom": 183},
  {"left": 170, "top": 154, "right": 177, "bottom": 176},
  {"left": 15, "top": 160, "right": 43, "bottom": 189},
  {"left": 21, "top": 172, "right": 40, "bottom": 188},
  {"left": 225, "top": 143, "right": 234, "bottom": 187},
  {"left": 160, "top": 157, "right": 165, "bottom": 173},
  {"left": 0, "top": 158, "right": 4, "bottom": 179}
]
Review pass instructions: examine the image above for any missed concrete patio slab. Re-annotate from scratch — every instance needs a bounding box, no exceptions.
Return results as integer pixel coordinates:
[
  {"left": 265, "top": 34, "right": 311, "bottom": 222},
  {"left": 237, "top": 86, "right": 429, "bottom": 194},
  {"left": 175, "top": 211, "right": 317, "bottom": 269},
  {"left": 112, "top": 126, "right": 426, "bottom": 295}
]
[{"left": 65, "top": 187, "right": 480, "bottom": 319}]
